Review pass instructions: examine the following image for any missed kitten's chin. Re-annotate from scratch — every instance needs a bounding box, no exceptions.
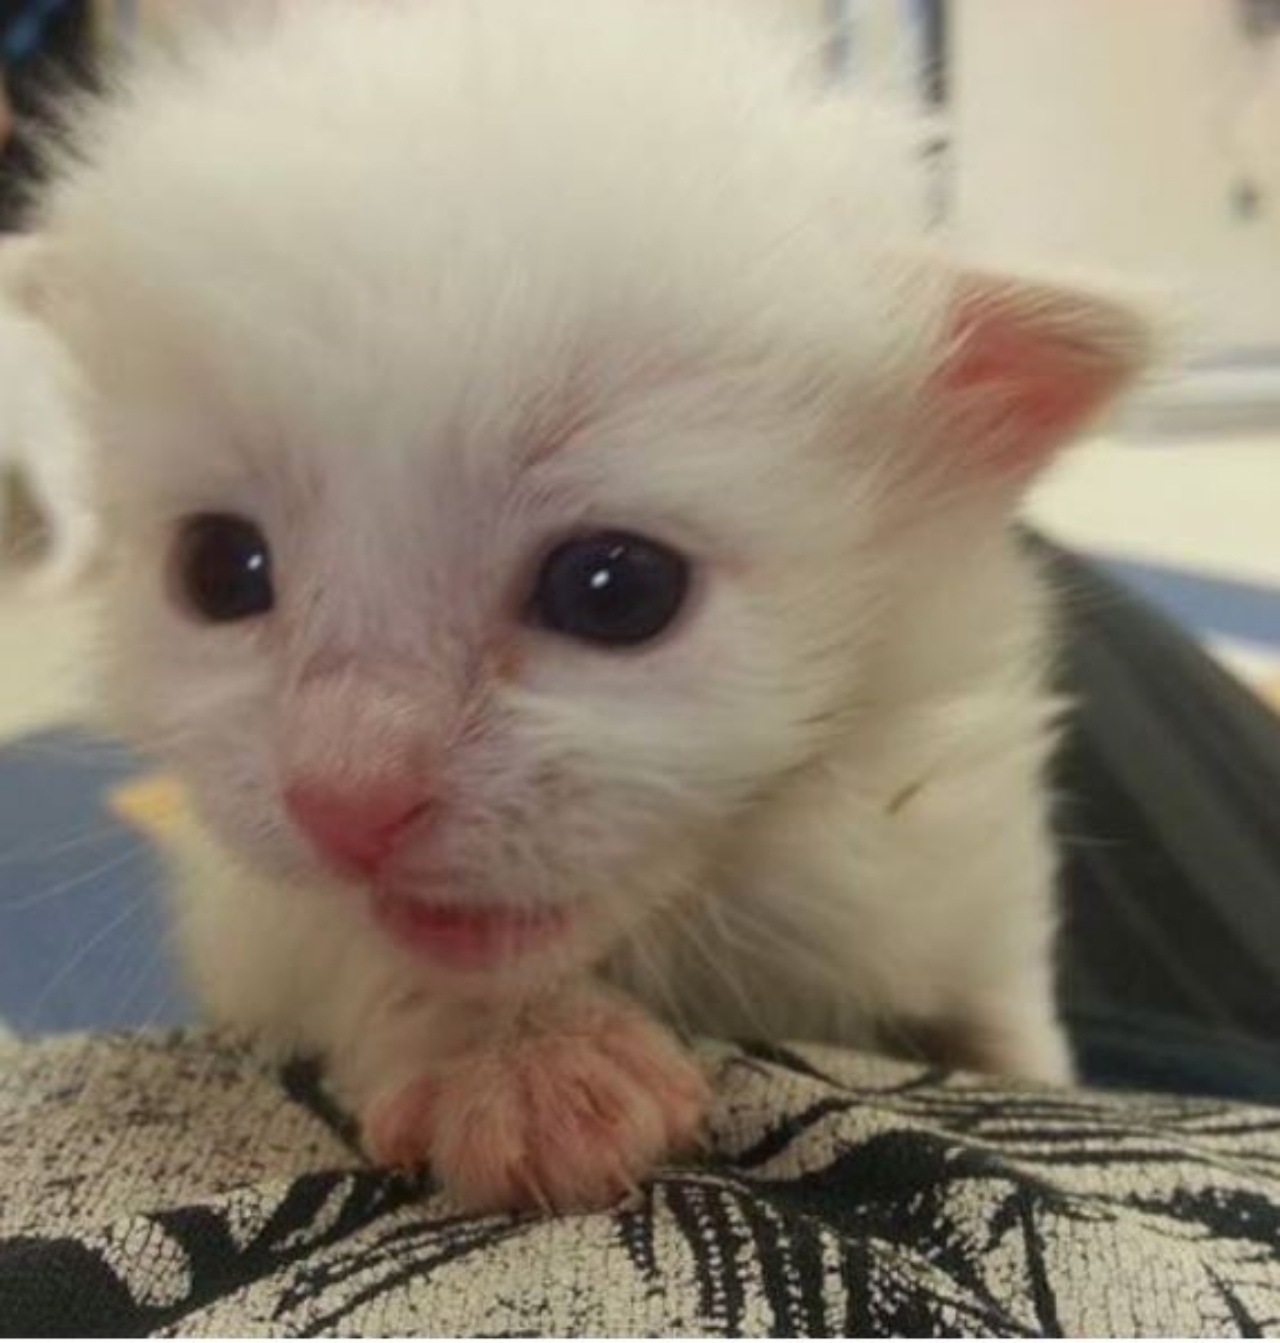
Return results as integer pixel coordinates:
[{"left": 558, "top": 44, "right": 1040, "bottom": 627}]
[{"left": 370, "top": 881, "right": 575, "bottom": 973}]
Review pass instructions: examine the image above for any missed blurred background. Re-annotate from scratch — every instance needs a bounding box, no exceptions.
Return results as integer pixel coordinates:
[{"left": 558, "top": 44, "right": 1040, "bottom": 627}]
[{"left": 0, "top": 0, "right": 1278, "bottom": 1039}]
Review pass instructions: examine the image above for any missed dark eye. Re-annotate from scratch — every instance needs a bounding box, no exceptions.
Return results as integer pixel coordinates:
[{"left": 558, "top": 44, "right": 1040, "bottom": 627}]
[
  {"left": 531, "top": 530, "right": 690, "bottom": 647},
  {"left": 174, "top": 513, "right": 274, "bottom": 623}
]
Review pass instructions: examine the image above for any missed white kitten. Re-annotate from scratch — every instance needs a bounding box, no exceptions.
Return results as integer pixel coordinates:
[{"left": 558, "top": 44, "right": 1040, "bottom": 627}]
[
  {"left": 0, "top": 238, "right": 98, "bottom": 590},
  {"left": 18, "top": 0, "right": 1147, "bottom": 1211}
]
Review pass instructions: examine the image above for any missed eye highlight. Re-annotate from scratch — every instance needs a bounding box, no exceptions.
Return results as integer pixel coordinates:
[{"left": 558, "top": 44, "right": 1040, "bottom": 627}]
[
  {"left": 174, "top": 513, "right": 274, "bottom": 623},
  {"left": 530, "top": 530, "right": 690, "bottom": 648}
]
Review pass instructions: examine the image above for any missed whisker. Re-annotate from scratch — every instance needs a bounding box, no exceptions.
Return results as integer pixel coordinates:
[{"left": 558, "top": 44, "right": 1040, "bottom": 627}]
[
  {"left": 24, "top": 890, "right": 149, "bottom": 1026},
  {"left": 681, "top": 910, "right": 774, "bottom": 1039},
  {"left": 0, "top": 819, "right": 134, "bottom": 870},
  {"left": 111, "top": 932, "right": 180, "bottom": 1031},
  {"left": 0, "top": 844, "right": 147, "bottom": 914},
  {"left": 1, "top": 735, "right": 141, "bottom": 768},
  {"left": 617, "top": 919, "right": 692, "bottom": 1039}
]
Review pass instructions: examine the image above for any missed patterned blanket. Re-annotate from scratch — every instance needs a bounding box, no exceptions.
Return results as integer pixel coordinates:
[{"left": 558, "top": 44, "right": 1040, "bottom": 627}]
[{"left": 2, "top": 1031, "right": 1279, "bottom": 1335}]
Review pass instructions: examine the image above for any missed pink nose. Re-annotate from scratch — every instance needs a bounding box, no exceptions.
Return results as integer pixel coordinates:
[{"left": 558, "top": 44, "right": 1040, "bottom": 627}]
[{"left": 285, "top": 782, "right": 430, "bottom": 878}]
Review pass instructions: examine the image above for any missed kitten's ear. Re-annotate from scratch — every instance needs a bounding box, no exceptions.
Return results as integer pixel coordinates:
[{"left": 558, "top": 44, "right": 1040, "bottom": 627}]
[{"left": 930, "top": 269, "right": 1152, "bottom": 484}]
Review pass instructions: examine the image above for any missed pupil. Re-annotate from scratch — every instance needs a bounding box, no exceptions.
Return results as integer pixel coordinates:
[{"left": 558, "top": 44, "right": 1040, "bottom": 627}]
[
  {"left": 582, "top": 547, "right": 636, "bottom": 619},
  {"left": 534, "top": 531, "right": 689, "bottom": 647},
  {"left": 177, "top": 514, "right": 274, "bottom": 623}
]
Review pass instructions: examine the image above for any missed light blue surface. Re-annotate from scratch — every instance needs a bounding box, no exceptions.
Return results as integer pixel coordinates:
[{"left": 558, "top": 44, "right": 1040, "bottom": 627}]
[{"left": 0, "top": 729, "right": 188, "bottom": 1036}]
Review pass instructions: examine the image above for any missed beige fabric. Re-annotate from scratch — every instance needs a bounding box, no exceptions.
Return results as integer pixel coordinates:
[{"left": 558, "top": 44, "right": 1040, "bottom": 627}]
[{"left": 2, "top": 1031, "right": 1279, "bottom": 1335}]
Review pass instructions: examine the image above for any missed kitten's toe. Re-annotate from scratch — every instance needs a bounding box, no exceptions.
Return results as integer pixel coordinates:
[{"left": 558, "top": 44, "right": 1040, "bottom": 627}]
[{"left": 362, "top": 1074, "right": 438, "bottom": 1170}]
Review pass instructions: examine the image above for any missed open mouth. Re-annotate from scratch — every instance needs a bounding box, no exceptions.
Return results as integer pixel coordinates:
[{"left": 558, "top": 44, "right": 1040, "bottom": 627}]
[{"left": 371, "top": 885, "right": 571, "bottom": 970}]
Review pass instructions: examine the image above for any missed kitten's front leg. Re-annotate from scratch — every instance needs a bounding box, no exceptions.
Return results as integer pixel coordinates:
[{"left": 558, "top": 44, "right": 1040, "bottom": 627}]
[
  {"left": 350, "top": 984, "right": 711, "bottom": 1213},
  {"left": 900, "top": 969, "right": 1074, "bottom": 1087},
  {"left": 955, "top": 982, "right": 1074, "bottom": 1086}
]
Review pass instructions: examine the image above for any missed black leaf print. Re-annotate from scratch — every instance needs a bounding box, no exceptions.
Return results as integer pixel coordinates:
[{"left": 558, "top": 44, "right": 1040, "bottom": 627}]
[{"left": 0, "top": 1236, "right": 146, "bottom": 1337}]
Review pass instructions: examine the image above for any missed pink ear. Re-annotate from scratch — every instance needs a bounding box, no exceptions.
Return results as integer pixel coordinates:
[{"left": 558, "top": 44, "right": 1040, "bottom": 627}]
[{"left": 937, "top": 273, "right": 1148, "bottom": 481}]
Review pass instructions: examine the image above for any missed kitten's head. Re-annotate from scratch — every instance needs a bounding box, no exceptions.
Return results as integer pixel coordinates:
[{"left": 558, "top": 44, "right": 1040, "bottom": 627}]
[{"left": 25, "top": 1, "right": 1147, "bottom": 985}]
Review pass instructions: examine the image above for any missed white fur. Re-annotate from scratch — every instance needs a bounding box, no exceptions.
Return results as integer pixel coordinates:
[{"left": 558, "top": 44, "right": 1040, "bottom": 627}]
[
  {"left": 22, "top": 0, "right": 1150, "bottom": 1149},
  {"left": 0, "top": 242, "right": 98, "bottom": 590}
]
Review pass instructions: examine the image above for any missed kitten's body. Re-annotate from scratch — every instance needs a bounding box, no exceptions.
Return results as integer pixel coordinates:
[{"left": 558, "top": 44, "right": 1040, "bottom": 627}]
[{"left": 18, "top": 0, "right": 1142, "bottom": 1209}]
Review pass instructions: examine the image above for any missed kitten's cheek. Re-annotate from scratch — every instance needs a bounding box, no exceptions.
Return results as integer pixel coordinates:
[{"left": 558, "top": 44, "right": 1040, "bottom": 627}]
[{"left": 184, "top": 777, "right": 319, "bottom": 879}]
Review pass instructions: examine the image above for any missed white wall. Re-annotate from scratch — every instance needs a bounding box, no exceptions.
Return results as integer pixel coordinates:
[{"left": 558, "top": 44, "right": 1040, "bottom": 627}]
[{"left": 951, "top": 0, "right": 1280, "bottom": 357}]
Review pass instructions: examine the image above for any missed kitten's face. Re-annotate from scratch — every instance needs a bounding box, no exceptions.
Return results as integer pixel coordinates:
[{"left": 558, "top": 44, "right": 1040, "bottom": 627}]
[
  {"left": 88, "top": 289, "right": 894, "bottom": 982},
  {"left": 27, "top": 0, "right": 947, "bottom": 985}
]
